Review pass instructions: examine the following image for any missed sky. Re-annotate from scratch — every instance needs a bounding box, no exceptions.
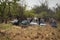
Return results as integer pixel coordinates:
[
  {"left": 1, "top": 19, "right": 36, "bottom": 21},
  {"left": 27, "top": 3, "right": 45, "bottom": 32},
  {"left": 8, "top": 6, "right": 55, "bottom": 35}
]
[{"left": 24, "top": 0, "right": 60, "bottom": 10}]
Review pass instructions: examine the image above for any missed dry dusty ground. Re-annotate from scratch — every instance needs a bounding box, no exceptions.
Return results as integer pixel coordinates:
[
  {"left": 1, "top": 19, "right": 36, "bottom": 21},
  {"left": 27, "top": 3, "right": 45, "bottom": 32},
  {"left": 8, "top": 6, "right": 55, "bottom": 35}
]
[{"left": 0, "top": 24, "right": 60, "bottom": 40}]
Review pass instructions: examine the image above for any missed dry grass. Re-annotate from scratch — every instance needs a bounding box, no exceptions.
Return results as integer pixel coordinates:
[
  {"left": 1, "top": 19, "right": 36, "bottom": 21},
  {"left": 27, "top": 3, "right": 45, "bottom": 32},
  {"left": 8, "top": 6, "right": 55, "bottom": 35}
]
[{"left": 0, "top": 23, "right": 60, "bottom": 40}]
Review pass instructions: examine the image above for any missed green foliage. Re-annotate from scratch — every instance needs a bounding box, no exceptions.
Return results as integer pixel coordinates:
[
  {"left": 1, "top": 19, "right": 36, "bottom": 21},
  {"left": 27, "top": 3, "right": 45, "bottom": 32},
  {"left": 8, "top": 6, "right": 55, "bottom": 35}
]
[
  {"left": 32, "top": 3, "right": 48, "bottom": 14},
  {"left": 0, "top": 0, "right": 25, "bottom": 23},
  {"left": 24, "top": 10, "right": 35, "bottom": 18},
  {"left": 38, "top": 11, "right": 48, "bottom": 18},
  {"left": 53, "top": 5, "right": 60, "bottom": 20},
  {"left": 0, "top": 0, "right": 60, "bottom": 23},
  {"left": 0, "top": 23, "right": 12, "bottom": 30}
]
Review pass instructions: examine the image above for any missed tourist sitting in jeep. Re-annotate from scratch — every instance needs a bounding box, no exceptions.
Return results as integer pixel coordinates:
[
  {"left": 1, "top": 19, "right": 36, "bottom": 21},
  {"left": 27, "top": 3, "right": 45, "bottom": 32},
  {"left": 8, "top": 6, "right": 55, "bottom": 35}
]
[{"left": 50, "top": 18, "right": 57, "bottom": 28}]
